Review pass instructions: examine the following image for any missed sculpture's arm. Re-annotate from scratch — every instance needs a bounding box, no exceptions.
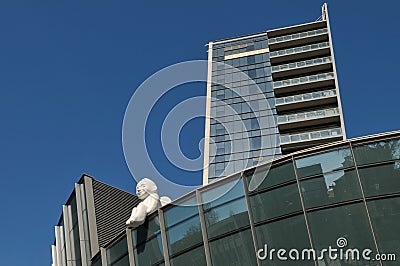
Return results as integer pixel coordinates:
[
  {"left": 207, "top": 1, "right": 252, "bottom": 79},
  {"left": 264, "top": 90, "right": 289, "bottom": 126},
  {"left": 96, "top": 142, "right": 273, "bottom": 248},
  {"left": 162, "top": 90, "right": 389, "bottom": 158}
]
[{"left": 126, "top": 203, "right": 147, "bottom": 228}]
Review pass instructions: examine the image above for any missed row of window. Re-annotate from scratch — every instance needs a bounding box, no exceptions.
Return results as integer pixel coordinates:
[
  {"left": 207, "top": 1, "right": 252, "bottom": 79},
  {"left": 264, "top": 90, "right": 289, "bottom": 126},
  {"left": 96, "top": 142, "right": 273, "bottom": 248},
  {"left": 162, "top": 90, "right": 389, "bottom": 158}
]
[
  {"left": 212, "top": 62, "right": 270, "bottom": 77},
  {"left": 213, "top": 53, "right": 270, "bottom": 69},
  {"left": 211, "top": 100, "right": 276, "bottom": 118},
  {"left": 210, "top": 116, "right": 275, "bottom": 135},
  {"left": 213, "top": 35, "right": 268, "bottom": 53},
  {"left": 268, "top": 27, "right": 328, "bottom": 45},
  {"left": 212, "top": 68, "right": 271, "bottom": 84},
  {"left": 211, "top": 129, "right": 278, "bottom": 144},
  {"left": 220, "top": 40, "right": 268, "bottom": 56},
  {"left": 209, "top": 147, "right": 279, "bottom": 163},
  {"left": 211, "top": 91, "right": 275, "bottom": 105},
  {"left": 209, "top": 110, "right": 277, "bottom": 124},
  {"left": 270, "top": 41, "right": 330, "bottom": 58},
  {"left": 209, "top": 152, "right": 280, "bottom": 178},
  {"left": 211, "top": 81, "right": 273, "bottom": 97},
  {"left": 271, "top": 56, "right": 332, "bottom": 73},
  {"left": 275, "top": 88, "right": 336, "bottom": 106}
]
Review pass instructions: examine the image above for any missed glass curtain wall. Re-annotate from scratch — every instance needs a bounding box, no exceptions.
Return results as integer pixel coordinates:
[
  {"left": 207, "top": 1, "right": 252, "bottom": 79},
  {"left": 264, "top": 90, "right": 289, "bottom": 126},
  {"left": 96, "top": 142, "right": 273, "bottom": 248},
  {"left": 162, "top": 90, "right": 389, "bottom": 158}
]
[
  {"left": 208, "top": 34, "right": 281, "bottom": 181},
  {"left": 101, "top": 135, "right": 400, "bottom": 266}
]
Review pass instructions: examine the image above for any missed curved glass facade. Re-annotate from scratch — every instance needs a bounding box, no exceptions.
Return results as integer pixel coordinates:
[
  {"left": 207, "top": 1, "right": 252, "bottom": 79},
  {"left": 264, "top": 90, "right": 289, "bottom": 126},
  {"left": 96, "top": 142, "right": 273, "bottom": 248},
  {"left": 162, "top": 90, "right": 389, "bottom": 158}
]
[{"left": 93, "top": 132, "right": 400, "bottom": 266}]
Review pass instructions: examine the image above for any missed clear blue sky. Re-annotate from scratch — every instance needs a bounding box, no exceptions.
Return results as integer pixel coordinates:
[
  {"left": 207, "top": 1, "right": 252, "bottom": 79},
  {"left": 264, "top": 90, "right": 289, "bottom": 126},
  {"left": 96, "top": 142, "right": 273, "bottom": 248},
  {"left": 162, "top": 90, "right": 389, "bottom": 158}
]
[{"left": 0, "top": 0, "right": 399, "bottom": 265}]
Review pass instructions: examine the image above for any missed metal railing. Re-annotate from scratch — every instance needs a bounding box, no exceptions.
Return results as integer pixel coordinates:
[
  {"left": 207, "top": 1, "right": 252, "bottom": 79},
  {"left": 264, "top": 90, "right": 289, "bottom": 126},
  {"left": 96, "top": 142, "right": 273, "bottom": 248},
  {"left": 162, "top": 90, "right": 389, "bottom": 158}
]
[
  {"left": 275, "top": 89, "right": 337, "bottom": 106},
  {"left": 270, "top": 42, "right": 329, "bottom": 58},
  {"left": 272, "top": 56, "right": 331, "bottom": 73},
  {"left": 277, "top": 107, "right": 339, "bottom": 124},
  {"left": 280, "top": 128, "right": 342, "bottom": 145},
  {"left": 273, "top": 72, "right": 335, "bottom": 89},
  {"left": 268, "top": 28, "right": 328, "bottom": 45}
]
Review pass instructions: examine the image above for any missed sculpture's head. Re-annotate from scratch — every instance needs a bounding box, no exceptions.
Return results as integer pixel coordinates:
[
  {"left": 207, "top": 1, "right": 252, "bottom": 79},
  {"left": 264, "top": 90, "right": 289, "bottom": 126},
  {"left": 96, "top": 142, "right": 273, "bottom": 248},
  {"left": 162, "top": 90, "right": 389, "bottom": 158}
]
[{"left": 136, "top": 178, "right": 158, "bottom": 200}]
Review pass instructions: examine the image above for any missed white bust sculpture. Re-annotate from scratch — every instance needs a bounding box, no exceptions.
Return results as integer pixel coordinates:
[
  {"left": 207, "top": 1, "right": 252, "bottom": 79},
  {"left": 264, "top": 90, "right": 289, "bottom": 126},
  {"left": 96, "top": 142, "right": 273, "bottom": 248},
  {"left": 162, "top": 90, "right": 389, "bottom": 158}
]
[{"left": 126, "top": 178, "right": 171, "bottom": 229}]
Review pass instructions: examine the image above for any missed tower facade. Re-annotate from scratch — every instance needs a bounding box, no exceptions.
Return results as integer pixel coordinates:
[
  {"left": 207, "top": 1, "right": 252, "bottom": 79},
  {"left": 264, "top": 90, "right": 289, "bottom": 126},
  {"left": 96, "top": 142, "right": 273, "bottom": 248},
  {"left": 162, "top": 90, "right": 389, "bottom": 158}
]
[{"left": 203, "top": 3, "right": 346, "bottom": 184}]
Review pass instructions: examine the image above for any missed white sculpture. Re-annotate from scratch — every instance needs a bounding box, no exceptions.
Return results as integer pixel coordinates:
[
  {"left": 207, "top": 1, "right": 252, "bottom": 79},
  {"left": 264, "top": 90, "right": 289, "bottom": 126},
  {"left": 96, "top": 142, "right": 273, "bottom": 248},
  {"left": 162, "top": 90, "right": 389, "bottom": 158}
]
[{"left": 126, "top": 178, "right": 171, "bottom": 229}]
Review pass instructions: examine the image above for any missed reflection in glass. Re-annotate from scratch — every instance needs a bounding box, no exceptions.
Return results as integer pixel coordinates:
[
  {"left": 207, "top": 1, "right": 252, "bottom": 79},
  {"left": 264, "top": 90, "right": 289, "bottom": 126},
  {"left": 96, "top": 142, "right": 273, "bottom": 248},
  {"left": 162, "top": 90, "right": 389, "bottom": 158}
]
[
  {"left": 368, "top": 197, "right": 400, "bottom": 265},
  {"left": 256, "top": 214, "right": 313, "bottom": 266},
  {"left": 164, "top": 197, "right": 198, "bottom": 227},
  {"left": 202, "top": 178, "right": 244, "bottom": 208},
  {"left": 358, "top": 162, "right": 400, "bottom": 197},
  {"left": 107, "top": 236, "right": 128, "bottom": 265},
  {"left": 295, "top": 148, "right": 354, "bottom": 178},
  {"left": 250, "top": 183, "right": 302, "bottom": 222},
  {"left": 133, "top": 217, "right": 164, "bottom": 266},
  {"left": 246, "top": 162, "right": 296, "bottom": 192},
  {"left": 91, "top": 256, "right": 101, "bottom": 266},
  {"left": 170, "top": 245, "right": 206, "bottom": 266},
  {"left": 300, "top": 170, "right": 362, "bottom": 209},
  {"left": 134, "top": 235, "right": 164, "bottom": 266},
  {"left": 307, "top": 203, "right": 378, "bottom": 266},
  {"left": 111, "top": 255, "right": 129, "bottom": 266},
  {"left": 204, "top": 197, "right": 249, "bottom": 238},
  {"left": 166, "top": 215, "right": 202, "bottom": 255},
  {"left": 209, "top": 229, "right": 257, "bottom": 265},
  {"left": 353, "top": 139, "right": 400, "bottom": 166}
]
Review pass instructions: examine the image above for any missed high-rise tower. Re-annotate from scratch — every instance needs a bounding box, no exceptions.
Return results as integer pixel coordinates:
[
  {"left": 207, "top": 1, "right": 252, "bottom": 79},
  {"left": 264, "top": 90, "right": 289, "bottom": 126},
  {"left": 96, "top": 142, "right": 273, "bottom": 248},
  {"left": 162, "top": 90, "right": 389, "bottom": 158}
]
[{"left": 203, "top": 3, "right": 346, "bottom": 184}]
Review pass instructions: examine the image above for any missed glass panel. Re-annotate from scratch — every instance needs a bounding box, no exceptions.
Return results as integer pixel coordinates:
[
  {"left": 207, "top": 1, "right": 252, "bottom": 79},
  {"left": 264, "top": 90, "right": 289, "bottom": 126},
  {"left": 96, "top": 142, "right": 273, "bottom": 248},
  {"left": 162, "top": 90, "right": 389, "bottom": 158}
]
[
  {"left": 209, "top": 229, "right": 257, "bottom": 265},
  {"left": 111, "top": 255, "right": 129, "bottom": 266},
  {"left": 133, "top": 217, "right": 162, "bottom": 246},
  {"left": 170, "top": 245, "right": 206, "bottom": 266},
  {"left": 164, "top": 197, "right": 198, "bottom": 227},
  {"left": 256, "top": 214, "right": 313, "bottom": 266},
  {"left": 353, "top": 139, "right": 400, "bottom": 165},
  {"left": 202, "top": 178, "right": 244, "bottom": 208},
  {"left": 307, "top": 203, "right": 379, "bottom": 265},
  {"left": 368, "top": 197, "right": 400, "bottom": 265},
  {"left": 107, "top": 236, "right": 128, "bottom": 264},
  {"left": 246, "top": 162, "right": 296, "bottom": 192},
  {"left": 91, "top": 256, "right": 102, "bottom": 266},
  {"left": 205, "top": 197, "right": 249, "bottom": 238},
  {"left": 300, "top": 170, "right": 362, "bottom": 209},
  {"left": 358, "top": 162, "right": 400, "bottom": 197},
  {"left": 250, "top": 183, "right": 302, "bottom": 222},
  {"left": 134, "top": 235, "right": 164, "bottom": 265},
  {"left": 167, "top": 215, "right": 203, "bottom": 255},
  {"left": 295, "top": 148, "right": 354, "bottom": 178}
]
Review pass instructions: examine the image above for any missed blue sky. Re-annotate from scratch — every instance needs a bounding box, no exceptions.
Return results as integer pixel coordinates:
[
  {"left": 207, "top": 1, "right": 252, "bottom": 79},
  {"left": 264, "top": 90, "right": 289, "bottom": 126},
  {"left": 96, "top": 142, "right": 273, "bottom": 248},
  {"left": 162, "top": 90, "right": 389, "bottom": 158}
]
[{"left": 0, "top": 0, "right": 399, "bottom": 265}]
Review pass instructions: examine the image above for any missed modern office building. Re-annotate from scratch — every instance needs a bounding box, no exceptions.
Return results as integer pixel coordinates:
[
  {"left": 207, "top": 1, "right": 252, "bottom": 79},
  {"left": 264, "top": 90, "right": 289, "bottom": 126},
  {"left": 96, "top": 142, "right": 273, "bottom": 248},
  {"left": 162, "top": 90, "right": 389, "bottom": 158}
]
[
  {"left": 203, "top": 3, "right": 346, "bottom": 184},
  {"left": 52, "top": 130, "right": 400, "bottom": 266}
]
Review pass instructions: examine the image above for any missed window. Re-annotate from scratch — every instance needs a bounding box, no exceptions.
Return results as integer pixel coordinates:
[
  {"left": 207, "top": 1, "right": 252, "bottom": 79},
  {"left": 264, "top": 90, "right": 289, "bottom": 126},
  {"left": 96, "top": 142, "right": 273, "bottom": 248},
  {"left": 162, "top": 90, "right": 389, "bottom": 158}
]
[
  {"left": 107, "top": 236, "right": 129, "bottom": 266},
  {"left": 132, "top": 216, "right": 164, "bottom": 265},
  {"left": 307, "top": 203, "right": 378, "bottom": 264},
  {"left": 250, "top": 183, "right": 302, "bottom": 222},
  {"left": 201, "top": 179, "right": 249, "bottom": 239},
  {"left": 209, "top": 229, "right": 257, "bottom": 265},
  {"left": 368, "top": 197, "right": 400, "bottom": 257},
  {"left": 358, "top": 162, "right": 400, "bottom": 197},
  {"left": 164, "top": 197, "right": 202, "bottom": 255},
  {"left": 169, "top": 245, "right": 206, "bottom": 266},
  {"left": 295, "top": 148, "right": 354, "bottom": 178},
  {"left": 256, "top": 214, "right": 313, "bottom": 266},
  {"left": 300, "top": 170, "right": 362, "bottom": 209},
  {"left": 353, "top": 139, "right": 400, "bottom": 166},
  {"left": 245, "top": 162, "right": 296, "bottom": 192}
]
